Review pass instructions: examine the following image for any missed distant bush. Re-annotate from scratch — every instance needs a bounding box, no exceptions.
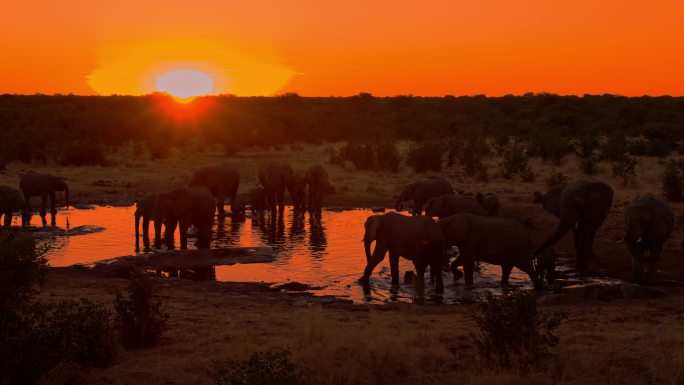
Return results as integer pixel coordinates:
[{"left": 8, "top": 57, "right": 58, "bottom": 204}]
[
  {"left": 211, "top": 350, "right": 307, "bottom": 385},
  {"left": 611, "top": 155, "right": 638, "bottom": 186},
  {"left": 580, "top": 152, "right": 600, "bottom": 175},
  {"left": 114, "top": 271, "right": 168, "bottom": 348},
  {"left": 662, "top": 160, "right": 684, "bottom": 201},
  {"left": 338, "top": 142, "right": 400, "bottom": 172},
  {"left": 406, "top": 140, "right": 444, "bottom": 172},
  {"left": 528, "top": 133, "right": 573, "bottom": 164},
  {"left": 499, "top": 137, "right": 533, "bottom": 181},
  {"left": 56, "top": 141, "right": 109, "bottom": 166},
  {"left": 545, "top": 171, "right": 569, "bottom": 188},
  {"left": 471, "top": 289, "right": 565, "bottom": 369},
  {"left": 448, "top": 136, "right": 490, "bottom": 180}
]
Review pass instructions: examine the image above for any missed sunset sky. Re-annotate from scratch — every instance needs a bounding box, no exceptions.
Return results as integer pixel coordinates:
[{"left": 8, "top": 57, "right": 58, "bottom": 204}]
[{"left": 1, "top": 0, "right": 682, "bottom": 97}]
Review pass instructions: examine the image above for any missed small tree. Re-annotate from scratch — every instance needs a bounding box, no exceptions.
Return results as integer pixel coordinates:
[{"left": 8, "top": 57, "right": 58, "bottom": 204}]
[{"left": 114, "top": 271, "right": 168, "bottom": 348}]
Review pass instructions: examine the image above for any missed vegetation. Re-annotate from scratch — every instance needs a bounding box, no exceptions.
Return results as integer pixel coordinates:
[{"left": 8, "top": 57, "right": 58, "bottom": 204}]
[
  {"left": 406, "top": 140, "right": 444, "bottom": 172},
  {"left": 211, "top": 350, "right": 307, "bottom": 385},
  {"left": 114, "top": 271, "right": 169, "bottom": 348},
  {"left": 662, "top": 160, "right": 684, "bottom": 201},
  {"left": 471, "top": 289, "right": 565, "bottom": 370},
  {"left": 1, "top": 94, "right": 684, "bottom": 167}
]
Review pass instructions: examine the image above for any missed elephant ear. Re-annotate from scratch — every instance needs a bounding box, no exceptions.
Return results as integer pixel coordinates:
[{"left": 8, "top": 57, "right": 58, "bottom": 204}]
[
  {"left": 649, "top": 207, "right": 674, "bottom": 242},
  {"left": 364, "top": 215, "right": 382, "bottom": 242}
]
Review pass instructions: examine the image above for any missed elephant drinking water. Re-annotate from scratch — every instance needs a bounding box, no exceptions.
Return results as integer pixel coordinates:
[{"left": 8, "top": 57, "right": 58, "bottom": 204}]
[
  {"left": 0, "top": 185, "right": 29, "bottom": 227},
  {"left": 19, "top": 171, "right": 69, "bottom": 225}
]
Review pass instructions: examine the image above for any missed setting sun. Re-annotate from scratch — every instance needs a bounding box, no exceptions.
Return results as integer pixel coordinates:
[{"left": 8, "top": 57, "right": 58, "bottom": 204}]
[{"left": 155, "top": 69, "right": 214, "bottom": 101}]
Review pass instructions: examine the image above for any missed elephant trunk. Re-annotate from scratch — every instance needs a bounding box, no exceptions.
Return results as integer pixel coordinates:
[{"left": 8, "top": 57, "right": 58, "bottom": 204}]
[
  {"left": 63, "top": 184, "right": 70, "bottom": 210},
  {"left": 364, "top": 238, "right": 373, "bottom": 264},
  {"left": 395, "top": 191, "right": 406, "bottom": 212},
  {"left": 535, "top": 216, "right": 573, "bottom": 257}
]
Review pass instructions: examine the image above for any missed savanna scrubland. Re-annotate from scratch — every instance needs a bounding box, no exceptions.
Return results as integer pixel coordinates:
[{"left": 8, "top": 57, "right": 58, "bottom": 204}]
[{"left": 2, "top": 94, "right": 684, "bottom": 384}]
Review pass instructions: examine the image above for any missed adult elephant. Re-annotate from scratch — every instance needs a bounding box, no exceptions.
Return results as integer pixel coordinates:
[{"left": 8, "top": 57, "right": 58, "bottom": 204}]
[
  {"left": 396, "top": 176, "right": 454, "bottom": 216},
  {"left": 305, "top": 164, "right": 329, "bottom": 213},
  {"left": 289, "top": 175, "right": 307, "bottom": 212},
  {"left": 533, "top": 184, "right": 566, "bottom": 217},
  {"left": 439, "top": 214, "right": 540, "bottom": 288},
  {"left": 189, "top": 166, "right": 239, "bottom": 216},
  {"left": 134, "top": 193, "right": 166, "bottom": 250},
  {"left": 622, "top": 194, "right": 675, "bottom": 284},
  {"left": 153, "top": 186, "right": 215, "bottom": 249},
  {"left": 534, "top": 179, "right": 614, "bottom": 269},
  {"left": 360, "top": 212, "right": 445, "bottom": 292},
  {"left": 424, "top": 195, "right": 486, "bottom": 218},
  {"left": 0, "top": 185, "right": 29, "bottom": 227},
  {"left": 19, "top": 171, "right": 69, "bottom": 225},
  {"left": 476, "top": 192, "right": 501, "bottom": 216},
  {"left": 258, "top": 162, "right": 294, "bottom": 211}
]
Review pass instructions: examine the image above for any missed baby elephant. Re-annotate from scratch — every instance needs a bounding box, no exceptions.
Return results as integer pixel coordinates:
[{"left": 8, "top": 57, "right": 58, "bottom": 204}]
[
  {"left": 623, "top": 194, "right": 674, "bottom": 284},
  {"left": 361, "top": 212, "right": 445, "bottom": 292},
  {"left": 439, "top": 214, "right": 541, "bottom": 288}
]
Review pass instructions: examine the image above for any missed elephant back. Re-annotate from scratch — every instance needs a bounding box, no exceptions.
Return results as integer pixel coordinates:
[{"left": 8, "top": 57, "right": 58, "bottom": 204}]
[{"left": 305, "top": 164, "right": 329, "bottom": 186}]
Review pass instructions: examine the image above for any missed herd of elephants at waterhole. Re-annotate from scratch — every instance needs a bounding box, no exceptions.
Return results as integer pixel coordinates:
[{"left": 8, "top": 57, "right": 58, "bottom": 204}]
[{"left": 0, "top": 162, "right": 676, "bottom": 292}]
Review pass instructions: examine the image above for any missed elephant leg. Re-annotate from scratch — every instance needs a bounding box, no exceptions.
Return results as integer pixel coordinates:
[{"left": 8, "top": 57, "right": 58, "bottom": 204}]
[
  {"left": 518, "top": 261, "right": 542, "bottom": 289},
  {"left": 430, "top": 255, "right": 444, "bottom": 292},
  {"left": 360, "top": 242, "right": 388, "bottom": 282},
  {"left": 631, "top": 257, "right": 644, "bottom": 283},
  {"left": 501, "top": 265, "right": 513, "bottom": 285},
  {"left": 39, "top": 193, "right": 47, "bottom": 219},
  {"left": 415, "top": 262, "right": 427, "bottom": 287},
  {"left": 49, "top": 191, "right": 57, "bottom": 216},
  {"left": 3, "top": 212, "right": 10, "bottom": 228},
  {"left": 142, "top": 217, "right": 151, "bottom": 250},
  {"left": 165, "top": 220, "right": 177, "bottom": 249},
  {"left": 277, "top": 186, "right": 285, "bottom": 210},
  {"left": 575, "top": 223, "right": 594, "bottom": 270},
  {"left": 646, "top": 245, "right": 662, "bottom": 284},
  {"left": 179, "top": 222, "right": 189, "bottom": 250},
  {"left": 389, "top": 250, "right": 400, "bottom": 285}
]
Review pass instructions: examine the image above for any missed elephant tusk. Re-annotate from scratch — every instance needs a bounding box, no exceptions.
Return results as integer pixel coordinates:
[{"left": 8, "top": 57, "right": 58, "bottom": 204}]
[
  {"left": 636, "top": 237, "right": 642, "bottom": 243},
  {"left": 615, "top": 238, "right": 625, "bottom": 244}
]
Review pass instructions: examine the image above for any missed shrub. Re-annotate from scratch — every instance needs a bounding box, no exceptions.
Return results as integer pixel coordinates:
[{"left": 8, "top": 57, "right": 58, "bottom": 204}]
[
  {"left": 211, "top": 350, "right": 307, "bottom": 385},
  {"left": 448, "top": 136, "right": 490, "bottom": 179},
  {"left": 114, "top": 271, "right": 168, "bottom": 348},
  {"left": 580, "top": 152, "right": 600, "bottom": 175},
  {"left": 406, "top": 140, "right": 444, "bottom": 172},
  {"left": 662, "top": 160, "right": 684, "bottom": 202},
  {"left": 499, "top": 137, "right": 533, "bottom": 180},
  {"left": 611, "top": 155, "right": 638, "bottom": 186},
  {"left": 374, "top": 142, "right": 401, "bottom": 172},
  {"left": 338, "top": 142, "right": 400, "bottom": 172},
  {"left": 0, "top": 231, "right": 47, "bottom": 313},
  {"left": 470, "top": 289, "right": 565, "bottom": 369},
  {"left": 545, "top": 171, "right": 569, "bottom": 188},
  {"left": 56, "top": 141, "right": 109, "bottom": 166}
]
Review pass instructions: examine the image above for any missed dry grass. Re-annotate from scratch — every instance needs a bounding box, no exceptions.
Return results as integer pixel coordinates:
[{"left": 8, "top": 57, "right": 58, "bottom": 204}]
[{"left": 38, "top": 269, "right": 684, "bottom": 385}]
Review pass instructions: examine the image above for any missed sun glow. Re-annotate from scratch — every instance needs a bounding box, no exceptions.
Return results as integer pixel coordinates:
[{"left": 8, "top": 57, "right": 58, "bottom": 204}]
[{"left": 155, "top": 69, "right": 214, "bottom": 102}]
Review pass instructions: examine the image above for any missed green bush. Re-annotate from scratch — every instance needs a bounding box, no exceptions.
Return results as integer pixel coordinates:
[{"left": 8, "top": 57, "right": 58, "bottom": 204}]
[
  {"left": 662, "top": 160, "right": 684, "bottom": 201},
  {"left": 0, "top": 231, "right": 47, "bottom": 313},
  {"left": 499, "top": 137, "right": 533, "bottom": 181},
  {"left": 471, "top": 289, "right": 565, "bottom": 369},
  {"left": 211, "top": 350, "right": 307, "bottom": 385},
  {"left": 114, "top": 271, "right": 168, "bottom": 348},
  {"left": 406, "top": 140, "right": 445, "bottom": 172}
]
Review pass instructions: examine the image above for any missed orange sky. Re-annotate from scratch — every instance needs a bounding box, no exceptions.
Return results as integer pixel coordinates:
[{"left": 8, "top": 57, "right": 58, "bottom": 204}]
[{"left": 1, "top": 0, "right": 682, "bottom": 96}]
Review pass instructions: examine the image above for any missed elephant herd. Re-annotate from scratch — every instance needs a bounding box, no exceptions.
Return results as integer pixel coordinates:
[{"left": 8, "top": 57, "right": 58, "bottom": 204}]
[
  {"left": 362, "top": 176, "right": 675, "bottom": 292},
  {"left": 0, "top": 168, "right": 675, "bottom": 289}
]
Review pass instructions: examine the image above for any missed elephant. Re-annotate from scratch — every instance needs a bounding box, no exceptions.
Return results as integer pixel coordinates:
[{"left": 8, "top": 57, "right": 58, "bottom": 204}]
[
  {"left": 439, "top": 214, "right": 541, "bottom": 288},
  {"left": 258, "top": 162, "right": 294, "bottom": 211},
  {"left": 189, "top": 165, "right": 240, "bottom": 215},
  {"left": 0, "top": 185, "right": 29, "bottom": 227},
  {"left": 153, "top": 186, "right": 215, "bottom": 249},
  {"left": 533, "top": 184, "right": 566, "bottom": 218},
  {"left": 230, "top": 193, "right": 250, "bottom": 216},
  {"left": 289, "top": 175, "right": 307, "bottom": 211},
  {"left": 476, "top": 192, "right": 501, "bottom": 216},
  {"left": 622, "top": 194, "right": 675, "bottom": 284},
  {"left": 305, "top": 164, "right": 329, "bottom": 213},
  {"left": 534, "top": 179, "right": 614, "bottom": 270},
  {"left": 134, "top": 193, "right": 163, "bottom": 250},
  {"left": 424, "top": 194, "right": 486, "bottom": 218},
  {"left": 535, "top": 247, "right": 558, "bottom": 285},
  {"left": 250, "top": 186, "right": 267, "bottom": 213},
  {"left": 396, "top": 176, "right": 454, "bottom": 216},
  {"left": 360, "top": 212, "right": 445, "bottom": 292},
  {"left": 19, "top": 171, "right": 69, "bottom": 225}
]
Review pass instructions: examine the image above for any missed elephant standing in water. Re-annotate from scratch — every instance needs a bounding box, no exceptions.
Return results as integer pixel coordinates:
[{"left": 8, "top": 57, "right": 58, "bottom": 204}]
[
  {"left": 289, "top": 175, "right": 307, "bottom": 211},
  {"left": 189, "top": 166, "right": 239, "bottom": 216},
  {"left": 360, "top": 212, "right": 445, "bottom": 292},
  {"left": 623, "top": 194, "right": 674, "bottom": 284},
  {"left": 439, "top": 214, "right": 540, "bottom": 288},
  {"left": 0, "top": 186, "right": 29, "bottom": 227},
  {"left": 134, "top": 193, "right": 162, "bottom": 250},
  {"left": 396, "top": 176, "right": 453, "bottom": 216},
  {"left": 305, "top": 164, "right": 329, "bottom": 213},
  {"left": 534, "top": 179, "right": 614, "bottom": 269},
  {"left": 424, "top": 195, "right": 486, "bottom": 218},
  {"left": 154, "top": 186, "right": 215, "bottom": 249},
  {"left": 258, "top": 162, "right": 294, "bottom": 211},
  {"left": 476, "top": 192, "right": 501, "bottom": 216},
  {"left": 19, "top": 171, "right": 69, "bottom": 225}
]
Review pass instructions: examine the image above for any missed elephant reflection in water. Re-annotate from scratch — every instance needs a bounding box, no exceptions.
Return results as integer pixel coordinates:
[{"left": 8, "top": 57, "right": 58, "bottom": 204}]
[
  {"left": 213, "top": 214, "right": 244, "bottom": 247},
  {"left": 308, "top": 215, "right": 327, "bottom": 253},
  {"left": 289, "top": 211, "right": 306, "bottom": 240},
  {"left": 258, "top": 210, "right": 286, "bottom": 246}
]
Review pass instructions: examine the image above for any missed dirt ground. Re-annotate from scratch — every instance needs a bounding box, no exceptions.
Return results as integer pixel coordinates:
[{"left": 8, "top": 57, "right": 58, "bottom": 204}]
[{"left": 3, "top": 144, "right": 684, "bottom": 384}]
